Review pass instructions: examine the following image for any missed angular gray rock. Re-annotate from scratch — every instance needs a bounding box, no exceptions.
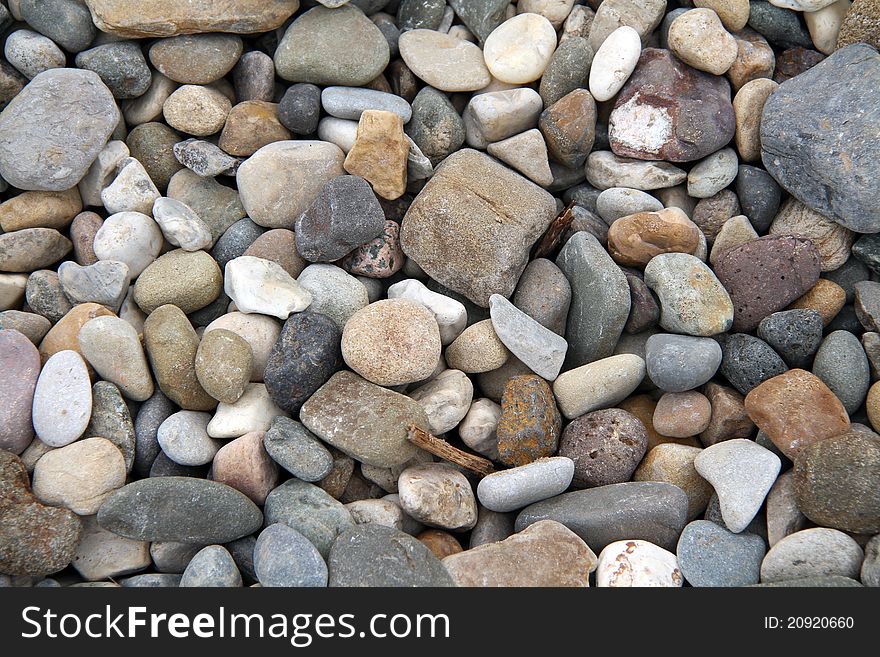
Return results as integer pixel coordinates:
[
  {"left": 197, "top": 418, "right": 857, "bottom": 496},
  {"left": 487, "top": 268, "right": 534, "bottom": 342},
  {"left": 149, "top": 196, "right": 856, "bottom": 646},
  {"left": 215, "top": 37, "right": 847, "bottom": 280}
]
[{"left": 488, "top": 294, "right": 567, "bottom": 381}]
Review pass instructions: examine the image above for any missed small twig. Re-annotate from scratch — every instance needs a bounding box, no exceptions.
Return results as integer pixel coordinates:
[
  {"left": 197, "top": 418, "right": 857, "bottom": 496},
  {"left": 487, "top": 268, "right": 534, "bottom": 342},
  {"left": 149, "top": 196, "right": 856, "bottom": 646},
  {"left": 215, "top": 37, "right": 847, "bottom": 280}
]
[
  {"left": 406, "top": 424, "right": 496, "bottom": 477},
  {"left": 532, "top": 201, "right": 576, "bottom": 259}
]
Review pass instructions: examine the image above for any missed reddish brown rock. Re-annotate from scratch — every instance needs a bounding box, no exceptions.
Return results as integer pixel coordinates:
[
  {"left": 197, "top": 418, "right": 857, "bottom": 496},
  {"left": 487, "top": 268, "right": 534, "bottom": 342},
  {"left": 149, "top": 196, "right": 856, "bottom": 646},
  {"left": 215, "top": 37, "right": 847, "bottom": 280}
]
[
  {"left": 70, "top": 211, "right": 103, "bottom": 266},
  {"left": 0, "top": 450, "right": 82, "bottom": 576},
  {"left": 538, "top": 88, "right": 597, "bottom": 169},
  {"left": 652, "top": 391, "right": 712, "bottom": 438},
  {"left": 495, "top": 375, "right": 562, "bottom": 468},
  {"left": 558, "top": 408, "right": 648, "bottom": 488},
  {"left": 0, "top": 329, "right": 40, "bottom": 454},
  {"left": 607, "top": 208, "right": 702, "bottom": 267},
  {"left": 339, "top": 220, "right": 404, "bottom": 279},
  {"left": 243, "top": 229, "right": 307, "bottom": 278},
  {"left": 726, "top": 28, "right": 775, "bottom": 92},
  {"left": 692, "top": 190, "right": 741, "bottom": 244},
  {"left": 608, "top": 48, "right": 735, "bottom": 163},
  {"left": 417, "top": 529, "right": 463, "bottom": 560},
  {"left": 219, "top": 101, "right": 291, "bottom": 157},
  {"left": 744, "top": 369, "right": 850, "bottom": 460},
  {"left": 714, "top": 235, "right": 822, "bottom": 332},
  {"left": 211, "top": 431, "right": 280, "bottom": 505},
  {"left": 773, "top": 47, "right": 825, "bottom": 84},
  {"left": 699, "top": 382, "right": 755, "bottom": 447}
]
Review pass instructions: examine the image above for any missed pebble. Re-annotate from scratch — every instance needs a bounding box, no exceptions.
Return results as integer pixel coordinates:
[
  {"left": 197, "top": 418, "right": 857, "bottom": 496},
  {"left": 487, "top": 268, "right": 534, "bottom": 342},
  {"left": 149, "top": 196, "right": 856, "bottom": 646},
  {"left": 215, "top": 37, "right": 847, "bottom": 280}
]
[
  {"left": 254, "top": 524, "right": 327, "bottom": 588},
  {"left": 767, "top": 471, "right": 810, "bottom": 547},
  {"left": 300, "top": 371, "right": 430, "bottom": 468},
  {"left": 719, "top": 333, "right": 789, "bottom": 395},
  {"left": 0, "top": 451, "right": 82, "bottom": 576},
  {"left": 652, "top": 392, "right": 712, "bottom": 439},
  {"left": 862, "top": 535, "right": 880, "bottom": 587},
  {"left": 93, "top": 212, "right": 163, "bottom": 280},
  {"left": 517, "top": 481, "right": 689, "bottom": 553},
  {"left": 744, "top": 369, "right": 850, "bottom": 459},
  {"left": 207, "top": 382, "right": 284, "bottom": 439},
  {"left": 277, "top": 83, "right": 321, "bottom": 135},
  {"left": 264, "top": 416, "right": 333, "bottom": 482},
  {"left": 476, "top": 457, "right": 574, "bottom": 513},
  {"left": 133, "top": 390, "right": 174, "bottom": 477},
  {"left": 761, "top": 528, "right": 864, "bottom": 583},
  {"left": 321, "top": 86, "right": 411, "bottom": 123},
  {"left": 75, "top": 42, "right": 152, "bottom": 101},
  {"left": 244, "top": 229, "right": 306, "bottom": 279},
  {"left": 219, "top": 100, "right": 291, "bottom": 157},
  {"left": 397, "top": 463, "right": 478, "bottom": 532},
  {"left": 211, "top": 431, "right": 280, "bottom": 505},
  {"left": 97, "top": 477, "right": 262, "bottom": 543},
  {"left": 676, "top": 520, "right": 766, "bottom": 587},
  {"left": 552, "top": 353, "right": 646, "bottom": 420},
  {"left": 156, "top": 411, "right": 218, "bottom": 467},
  {"left": 69, "top": 212, "right": 103, "bottom": 265},
  {"left": 99, "top": 157, "right": 160, "bottom": 215},
  {"left": 789, "top": 278, "right": 846, "bottom": 326},
  {"left": 387, "top": 279, "right": 467, "bottom": 346},
  {"left": 539, "top": 35, "right": 593, "bottom": 107},
  {"left": 0, "top": 311, "right": 50, "bottom": 345},
  {"left": 0, "top": 188, "right": 81, "bottom": 233},
  {"left": 607, "top": 208, "right": 702, "bottom": 267},
  {"left": 837, "top": 0, "right": 880, "bottom": 49},
  {"left": 709, "top": 215, "right": 759, "bottom": 265},
  {"left": 596, "top": 188, "right": 664, "bottom": 225},
  {"left": 459, "top": 398, "right": 502, "bottom": 459},
  {"left": 585, "top": 152, "right": 685, "bottom": 192},
  {"left": 488, "top": 294, "right": 567, "bottom": 381},
  {"left": 274, "top": 5, "right": 390, "bottom": 87},
  {"left": 134, "top": 249, "right": 222, "bottom": 314},
  {"left": 645, "top": 333, "right": 722, "bottom": 393},
  {"left": 70, "top": 515, "right": 150, "bottom": 582},
  {"left": 143, "top": 304, "right": 216, "bottom": 411},
  {"left": 0, "top": 329, "right": 40, "bottom": 454},
  {"left": 31, "top": 350, "right": 92, "bottom": 447},
  {"left": 224, "top": 255, "right": 312, "bottom": 320},
  {"left": 770, "top": 199, "right": 854, "bottom": 273},
  {"left": 464, "top": 88, "right": 543, "bottom": 149},
  {"left": 589, "top": 26, "right": 640, "bottom": 102},
  {"left": 397, "top": 29, "right": 490, "bottom": 93},
  {"left": 180, "top": 545, "right": 241, "bottom": 588},
  {"left": 168, "top": 168, "right": 246, "bottom": 242},
  {"left": 609, "top": 49, "right": 735, "bottom": 163},
  {"left": 194, "top": 328, "right": 252, "bottom": 404},
  {"left": 0, "top": 274, "right": 27, "bottom": 310},
  {"left": 588, "top": 0, "right": 667, "bottom": 50},
  {"left": 56, "top": 260, "right": 128, "bottom": 311},
  {"left": 495, "top": 375, "right": 562, "bottom": 467},
  {"left": 328, "top": 524, "right": 454, "bottom": 587},
  {"left": 644, "top": 253, "right": 734, "bottom": 336},
  {"left": 347, "top": 499, "right": 405, "bottom": 531},
  {"left": 556, "top": 231, "right": 630, "bottom": 366},
  {"left": 694, "top": 439, "right": 781, "bottom": 533},
  {"left": 486, "top": 129, "right": 554, "bottom": 187},
  {"left": 32, "top": 437, "right": 126, "bottom": 515},
  {"left": 4, "top": 29, "right": 66, "bottom": 80},
  {"left": 409, "top": 369, "right": 473, "bottom": 435},
  {"left": 794, "top": 431, "right": 880, "bottom": 534},
  {"left": 596, "top": 539, "right": 683, "bottom": 587},
  {"left": 0, "top": 228, "right": 72, "bottom": 273},
  {"left": 39, "top": 302, "right": 113, "bottom": 362},
  {"left": 151, "top": 197, "right": 212, "bottom": 251},
  {"left": 444, "top": 520, "right": 596, "bottom": 587},
  {"left": 812, "top": 330, "right": 869, "bottom": 414},
  {"left": 265, "top": 471, "right": 348, "bottom": 538},
  {"left": 173, "top": 139, "right": 239, "bottom": 178},
  {"left": 668, "top": 9, "right": 738, "bottom": 76},
  {"left": 78, "top": 315, "right": 154, "bottom": 402},
  {"left": 237, "top": 140, "right": 345, "bottom": 230},
  {"left": 559, "top": 408, "right": 648, "bottom": 488},
  {"left": 343, "top": 110, "right": 409, "bottom": 201},
  {"left": 539, "top": 89, "right": 597, "bottom": 169},
  {"left": 687, "top": 149, "right": 739, "bottom": 199},
  {"left": 634, "top": 444, "right": 713, "bottom": 519},
  {"left": 149, "top": 34, "right": 242, "bottom": 85}
]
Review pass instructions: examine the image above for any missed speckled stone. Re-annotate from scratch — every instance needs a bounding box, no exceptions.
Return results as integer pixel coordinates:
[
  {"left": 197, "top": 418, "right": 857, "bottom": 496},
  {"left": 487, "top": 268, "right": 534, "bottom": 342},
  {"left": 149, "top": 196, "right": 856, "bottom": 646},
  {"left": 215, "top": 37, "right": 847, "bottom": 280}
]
[
  {"left": 645, "top": 333, "right": 722, "bottom": 393},
  {"left": 559, "top": 408, "right": 648, "bottom": 488},
  {"left": 757, "top": 309, "right": 824, "bottom": 369},
  {"left": 676, "top": 520, "right": 766, "bottom": 586},
  {"left": 720, "top": 333, "right": 789, "bottom": 395},
  {"left": 495, "top": 375, "right": 562, "bottom": 468}
]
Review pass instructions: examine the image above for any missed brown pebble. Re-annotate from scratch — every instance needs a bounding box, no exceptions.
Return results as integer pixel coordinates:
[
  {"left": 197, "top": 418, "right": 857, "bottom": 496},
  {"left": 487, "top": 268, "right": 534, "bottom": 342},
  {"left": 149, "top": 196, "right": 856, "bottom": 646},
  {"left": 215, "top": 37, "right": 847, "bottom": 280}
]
[
  {"left": 417, "top": 529, "right": 463, "bottom": 560},
  {"left": 618, "top": 394, "right": 701, "bottom": 450},
  {"left": 243, "top": 228, "right": 307, "bottom": 278},
  {"left": 39, "top": 302, "right": 115, "bottom": 364},
  {"left": 0, "top": 188, "right": 82, "bottom": 232},
  {"left": 219, "top": 100, "right": 292, "bottom": 157},
  {"left": 633, "top": 443, "right": 712, "bottom": 520},
  {"left": 726, "top": 28, "right": 775, "bottom": 92},
  {"left": 495, "top": 375, "right": 561, "bottom": 467},
  {"left": 607, "top": 208, "right": 702, "bottom": 267},
  {"left": 652, "top": 391, "right": 712, "bottom": 438},
  {"left": 343, "top": 110, "right": 409, "bottom": 201},
  {"left": 69, "top": 211, "right": 103, "bottom": 266},
  {"left": 787, "top": 278, "right": 846, "bottom": 326},
  {"left": 699, "top": 382, "right": 755, "bottom": 447},
  {"left": 211, "top": 431, "right": 280, "bottom": 505}
]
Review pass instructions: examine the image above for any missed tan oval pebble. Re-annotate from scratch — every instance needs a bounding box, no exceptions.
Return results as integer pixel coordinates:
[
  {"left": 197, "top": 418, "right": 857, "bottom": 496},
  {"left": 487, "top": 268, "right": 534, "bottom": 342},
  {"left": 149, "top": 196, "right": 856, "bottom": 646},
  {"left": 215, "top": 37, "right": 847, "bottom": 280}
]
[
  {"left": 607, "top": 207, "right": 703, "bottom": 267},
  {"left": 694, "top": 0, "right": 750, "bottom": 31},
  {"left": 726, "top": 28, "right": 776, "bottom": 92},
  {"left": 219, "top": 100, "right": 291, "bottom": 157},
  {"left": 39, "top": 302, "right": 115, "bottom": 363},
  {"left": 417, "top": 529, "right": 463, "bottom": 560},
  {"left": 397, "top": 463, "right": 478, "bottom": 531},
  {"left": 709, "top": 215, "right": 759, "bottom": 266},
  {"left": 78, "top": 315, "right": 154, "bottom": 402},
  {"left": 787, "top": 278, "right": 846, "bottom": 326},
  {"left": 0, "top": 188, "right": 82, "bottom": 232},
  {"left": 398, "top": 29, "right": 491, "bottom": 92},
  {"left": 143, "top": 304, "right": 216, "bottom": 411},
  {"left": 668, "top": 8, "right": 738, "bottom": 76},
  {"left": 32, "top": 437, "right": 126, "bottom": 515},
  {"left": 552, "top": 354, "right": 646, "bottom": 420},
  {"left": 733, "top": 78, "right": 779, "bottom": 163},
  {"left": 195, "top": 328, "right": 253, "bottom": 404},
  {"left": 133, "top": 248, "right": 223, "bottom": 314},
  {"left": 149, "top": 34, "right": 243, "bottom": 85},
  {"left": 342, "top": 299, "right": 441, "bottom": 387},
  {"left": 444, "top": 319, "right": 509, "bottom": 374},
  {"left": 243, "top": 229, "right": 307, "bottom": 279},
  {"left": 205, "top": 311, "right": 280, "bottom": 382},
  {"left": 653, "top": 391, "right": 712, "bottom": 438},
  {"left": 634, "top": 443, "right": 713, "bottom": 520},
  {"left": 620, "top": 394, "right": 700, "bottom": 451},
  {"left": 163, "top": 84, "right": 232, "bottom": 136}
]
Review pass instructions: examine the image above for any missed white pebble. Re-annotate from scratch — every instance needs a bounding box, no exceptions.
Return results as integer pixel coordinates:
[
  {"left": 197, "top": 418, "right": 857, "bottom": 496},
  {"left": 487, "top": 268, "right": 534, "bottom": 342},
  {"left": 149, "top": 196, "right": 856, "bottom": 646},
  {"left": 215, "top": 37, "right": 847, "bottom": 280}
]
[{"left": 589, "top": 26, "right": 642, "bottom": 102}]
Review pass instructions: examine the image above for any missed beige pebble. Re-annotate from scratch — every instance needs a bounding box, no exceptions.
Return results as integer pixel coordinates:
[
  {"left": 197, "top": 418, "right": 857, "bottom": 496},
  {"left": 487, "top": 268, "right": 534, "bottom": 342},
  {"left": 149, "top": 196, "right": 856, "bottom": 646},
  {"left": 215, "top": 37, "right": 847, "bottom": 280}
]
[
  {"left": 668, "top": 8, "right": 738, "bottom": 76},
  {"left": 163, "top": 84, "right": 232, "bottom": 136},
  {"left": 733, "top": 78, "right": 779, "bottom": 163},
  {"left": 444, "top": 320, "right": 509, "bottom": 374}
]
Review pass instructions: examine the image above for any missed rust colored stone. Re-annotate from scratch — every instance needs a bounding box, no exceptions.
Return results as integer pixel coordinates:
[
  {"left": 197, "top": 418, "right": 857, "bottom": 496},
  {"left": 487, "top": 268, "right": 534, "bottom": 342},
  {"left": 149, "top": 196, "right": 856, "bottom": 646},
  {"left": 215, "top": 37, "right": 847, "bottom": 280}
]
[
  {"left": 726, "top": 28, "right": 775, "bottom": 92},
  {"left": 538, "top": 88, "right": 597, "bottom": 169},
  {"left": 417, "top": 529, "right": 463, "bottom": 560},
  {"left": 774, "top": 47, "right": 825, "bottom": 84},
  {"left": 495, "top": 375, "right": 561, "bottom": 467},
  {"left": 787, "top": 278, "right": 846, "bottom": 327},
  {"left": 38, "top": 302, "right": 115, "bottom": 363},
  {"left": 607, "top": 207, "right": 702, "bottom": 267},
  {"left": 618, "top": 394, "right": 701, "bottom": 450},
  {"left": 744, "top": 369, "right": 850, "bottom": 459}
]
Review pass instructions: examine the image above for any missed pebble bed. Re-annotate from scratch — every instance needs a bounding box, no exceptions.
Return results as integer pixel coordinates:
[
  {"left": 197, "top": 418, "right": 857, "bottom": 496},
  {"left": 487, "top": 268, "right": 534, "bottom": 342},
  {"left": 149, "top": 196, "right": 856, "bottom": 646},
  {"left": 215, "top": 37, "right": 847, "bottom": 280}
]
[{"left": 1, "top": 0, "right": 879, "bottom": 588}]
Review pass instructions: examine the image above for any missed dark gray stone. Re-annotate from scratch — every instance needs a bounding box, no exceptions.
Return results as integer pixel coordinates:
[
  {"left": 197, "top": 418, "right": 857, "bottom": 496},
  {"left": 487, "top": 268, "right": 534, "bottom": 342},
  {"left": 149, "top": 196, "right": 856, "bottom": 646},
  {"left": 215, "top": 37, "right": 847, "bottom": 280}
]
[
  {"left": 827, "top": 304, "right": 863, "bottom": 335},
  {"left": 853, "top": 233, "right": 880, "bottom": 275},
  {"left": 855, "top": 280, "right": 880, "bottom": 332},
  {"left": 720, "top": 333, "right": 788, "bottom": 395},
  {"left": 188, "top": 291, "right": 231, "bottom": 327},
  {"left": 645, "top": 333, "right": 722, "bottom": 393},
  {"left": 278, "top": 83, "right": 322, "bottom": 135},
  {"left": 748, "top": 1, "right": 813, "bottom": 49},
  {"left": 75, "top": 42, "right": 152, "bottom": 100},
  {"left": 447, "top": 0, "right": 509, "bottom": 43},
  {"left": 624, "top": 270, "right": 660, "bottom": 335},
  {"left": 556, "top": 231, "right": 630, "bottom": 367},
  {"left": 264, "top": 311, "right": 341, "bottom": 414},
  {"left": 254, "top": 523, "right": 328, "bottom": 587},
  {"left": 19, "top": 0, "right": 96, "bottom": 53},
  {"left": 676, "top": 520, "right": 766, "bottom": 587},
  {"left": 210, "top": 218, "right": 265, "bottom": 270},
  {"left": 328, "top": 524, "right": 455, "bottom": 586},
  {"left": 233, "top": 50, "right": 275, "bottom": 103},
  {"left": 97, "top": 477, "right": 263, "bottom": 543},
  {"left": 398, "top": 0, "right": 446, "bottom": 30},
  {"left": 469, "top": 506, "right": 515, "bottom": 548},
  {"left": 406, "top": 86, "right": 466, "bottom": 166},
  {"left": 515, "top": 482, "right": 689, "bottom": 553},
  {"left": 263, "top": 479, "right": 354, "bottom": 558},
  {"left": 295, "top": 175, "right": 386, "bottom": 262},
  {"left": 133, "top": 389, "right": 176, "bottom": 478},
  {"left": 539, "top": 37, "right": 593, "bottom": 108},
  {"left": 825, "top": 256, "right": 871, "bottom": 303},
  {"left": 25, "top": 270, "right": 71, "bottom": 324},
  {"left": 225, "top": 535, "right": 258, "bottom": 585},
  {"left": 512, "top": 257, "right": 572, "bottom": 336},
  {"left": 761, "top": 45, "right": 880, "bottom": 233},
  {"left": 84, "top": 381, "right": 136, "bottom": 472},
  {"left": 735, "top": 165, "right": 782, "bottom": 233},
  {"left": 371, "top": 13, "right": 400, "bottom": 59},
  {"left": 757, "top": 309, "right": 824, "bottom": 369},
  {"left": 180, "top": 545, "right": 242, "bottom": 587},
  {"left": 148, "top": 452, "right": 208, "bottom": 479},
  {"left": 264, "top": 416, "right": 334, "bottom": 482},
  {"left": 812, "top": 330, "right": 870, "bottom": 414}
]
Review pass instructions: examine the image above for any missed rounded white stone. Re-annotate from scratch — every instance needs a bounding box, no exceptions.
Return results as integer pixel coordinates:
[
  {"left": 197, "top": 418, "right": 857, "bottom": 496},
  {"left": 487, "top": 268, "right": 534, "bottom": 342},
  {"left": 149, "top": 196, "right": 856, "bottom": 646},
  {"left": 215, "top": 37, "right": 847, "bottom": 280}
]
[
  {"left": 687, "top": 148, "right": 739, "bottom": 199},
  {"left": 803, "top": 0, "right": 851, "bottom": 55},
  {"left": 463, "top": 87, "right": 544, "bottom": 149},
  {"left": 100, "top": 157, "right": 160, "bottom": 215},
  {"left": 459, "top": 398, "right": 502, "bottom": 460},
  {"left": 93, "top": 211, "right": 164, "bottom": 280},
  {"left": 317, "top": 116, "right": 359, "bottom": 154},
  {"left": 596, "top": 540, "right": 684, "bottom": 587},
  {"left": 589, "top": 26, "right": 642, "bottom": 102},
  {"left": 224, "top": 255, "right": 312, "bottom": 320},
  {"left": 477, "top": 456, "right": 575, "bottom": 512},
  {"left": 483, "top": 13, "right": 558, "bottom": 84},
  {"left": 157, "top": 410, "right": 219, "bottom": 466},
  {"left": 387, "top": 278, "right": 467, "bottom": 345},
  {"left": 408, "top": 369, "right": 474, "bottom": 435},
  {"left": 207, "top": 382, "right": 286, "bottom": 439},
  {"left": 32, "top": 350, "right": 92, "bottom": 447},
  {"left": 152, "top": 197, "right": 212, "bottom": 251}
]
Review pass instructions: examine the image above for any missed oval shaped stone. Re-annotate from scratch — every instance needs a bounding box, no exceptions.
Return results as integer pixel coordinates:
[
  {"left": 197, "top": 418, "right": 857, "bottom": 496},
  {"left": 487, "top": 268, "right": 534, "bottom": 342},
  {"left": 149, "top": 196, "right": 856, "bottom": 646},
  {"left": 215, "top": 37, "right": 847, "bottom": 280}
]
[
  {"left": 559, "top": 408, "right": 648, "bottom": 488},
  {"left": 0, "top": 329, "right": 41, "bottom": 453},
  {"left": 760, "top": 527, "right": 863, "bottom": 583},
  {"left": 32, "top": 350, "right": 92, "bottom": 447},
  {"left": 97, "top": 477, "right": 263, "bottom": 543},
  {"left": 254, "top": 523, "right": 328, "bottom": 588},
  {"left": 78, "top": 316, "right": 154, "bottom": 402},
  {"left": 398, "top": 463, "right": 478, "bottom": 531}
]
